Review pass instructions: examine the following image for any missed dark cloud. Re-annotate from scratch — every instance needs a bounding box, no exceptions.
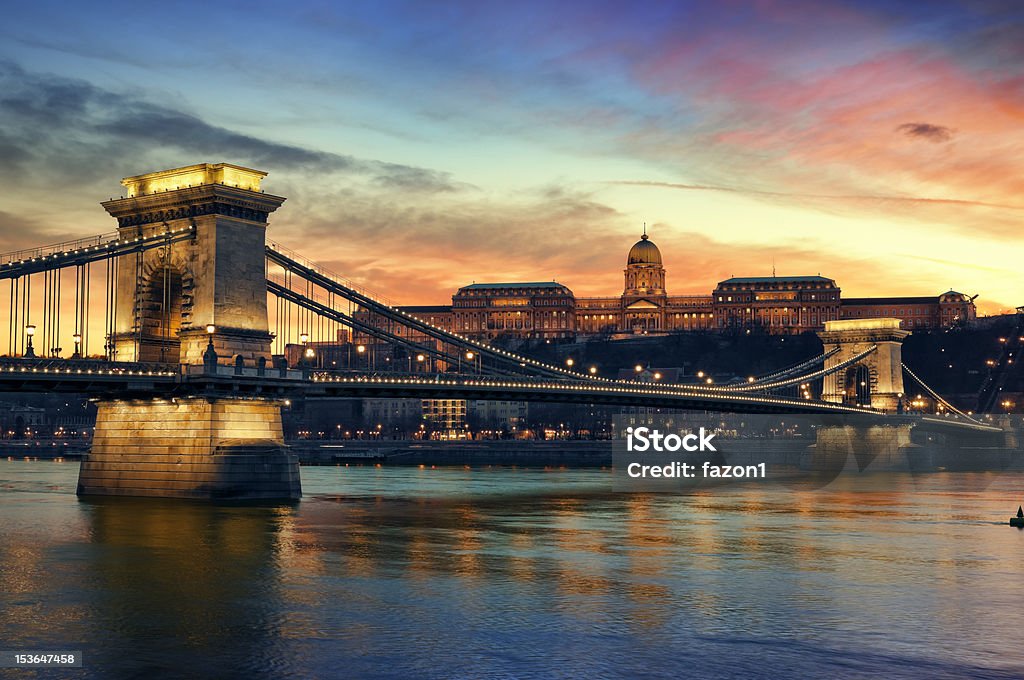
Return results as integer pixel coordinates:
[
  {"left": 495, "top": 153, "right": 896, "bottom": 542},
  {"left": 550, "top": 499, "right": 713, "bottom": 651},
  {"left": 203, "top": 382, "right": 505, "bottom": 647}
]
[
  {"left": 896, "top": 122, "right": 955, "bottom": 143},
  {"left": 0, "top": 60, "right": 458, "bottom": 193},
  {"left": 0, "top": 211, "right": 68, "bottom": 249}
]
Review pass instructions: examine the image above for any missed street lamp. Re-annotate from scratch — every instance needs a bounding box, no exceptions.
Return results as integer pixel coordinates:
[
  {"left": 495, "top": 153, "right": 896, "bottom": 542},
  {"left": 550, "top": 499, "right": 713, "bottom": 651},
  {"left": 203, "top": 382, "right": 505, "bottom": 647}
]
[
  {"left": 566, "top": 358, "right": 575, "bottom": 367},
  {"left": 635, "top": 364, "right": 643, "bottom": 373},
  {"left": 72, "top": 333, "right": 82, "bottom": 359},
  {"left": 203, "top": 325, "right": 217, "bottom": 367},
  {"left": 589, "top": 366, "right": 597, "bottom": 375},
  {"left": 460, "top": 350, "right": 477, "bottom": 375},
  {"left": 25, "top": 324, "right": 36, "bottom": 358},
  {"left": 299, "top": 332, "right": 309, "bottom": 345}
]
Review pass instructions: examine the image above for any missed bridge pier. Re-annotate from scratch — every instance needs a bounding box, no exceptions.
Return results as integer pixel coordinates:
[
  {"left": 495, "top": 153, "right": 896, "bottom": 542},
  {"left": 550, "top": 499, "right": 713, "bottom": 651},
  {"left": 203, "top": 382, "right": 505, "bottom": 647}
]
[
  {"left": 77, "top": 397, "right": 300, "bottom": 501},
  {"left": 805, "top": 422, "right": 928, "bottom": 472}
]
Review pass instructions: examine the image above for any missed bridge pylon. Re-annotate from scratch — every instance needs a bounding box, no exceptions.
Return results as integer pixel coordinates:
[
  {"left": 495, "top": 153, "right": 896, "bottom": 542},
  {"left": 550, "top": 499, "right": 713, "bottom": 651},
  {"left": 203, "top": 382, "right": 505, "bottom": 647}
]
[
  {"left": 101, "top": 163, "right": 285, "bottom": 366},
  {"left": 77, "top": 164, "right": 299, "bottom": 501},
  {"left": 818, "top": 318, "right": 909, "bottom": 413}
]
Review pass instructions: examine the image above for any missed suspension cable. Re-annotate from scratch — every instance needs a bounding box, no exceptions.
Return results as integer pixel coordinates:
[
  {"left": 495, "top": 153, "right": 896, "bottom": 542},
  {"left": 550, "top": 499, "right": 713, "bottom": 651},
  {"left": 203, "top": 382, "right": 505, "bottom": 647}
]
[
  {"left": 729, "top": 345, "right": 879, "bottom": 392},
  {"left": 267, "top": 245, "right": 601, "bottom": 381},
  {"left": 901, "top": 361, "right": 981, "bottom": 423},
  {"left": 267, "top": 279, "right": 527, "bottom": 377}
]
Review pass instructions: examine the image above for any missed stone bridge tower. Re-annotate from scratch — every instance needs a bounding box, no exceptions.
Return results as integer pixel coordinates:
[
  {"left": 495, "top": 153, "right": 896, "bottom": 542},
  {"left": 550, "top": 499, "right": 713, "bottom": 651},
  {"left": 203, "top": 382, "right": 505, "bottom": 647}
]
[
  {"left": 818, "top": 318, "right": 910, "bottom": 413},
  {"left": 78, "top": 164, "right": 299, "bottom": 501},
  {"left": 101, "top": 163, "right": 285, "bottom": 365}
]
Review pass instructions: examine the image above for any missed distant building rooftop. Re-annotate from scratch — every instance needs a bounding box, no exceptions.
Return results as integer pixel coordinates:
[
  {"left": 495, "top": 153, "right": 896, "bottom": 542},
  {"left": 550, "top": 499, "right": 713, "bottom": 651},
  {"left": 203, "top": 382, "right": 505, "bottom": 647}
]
[
  {"left": 397, "top": 305, "right": 452, "bottom": 314},
  {"left": 718, "top": 276, "right": 835, "bottom": 285},
  {"left": 842, "top": 296, "right": 937, "bottom": 306},
  {"left": 460, "top": 282, "right": 568, "bottom": 290}
]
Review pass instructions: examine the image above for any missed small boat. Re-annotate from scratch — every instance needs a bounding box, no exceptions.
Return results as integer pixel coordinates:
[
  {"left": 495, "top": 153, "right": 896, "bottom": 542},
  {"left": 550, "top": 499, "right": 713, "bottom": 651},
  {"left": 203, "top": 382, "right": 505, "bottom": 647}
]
[{"left": 1012, "top": 506, "right": 1024, "bottom": 528}]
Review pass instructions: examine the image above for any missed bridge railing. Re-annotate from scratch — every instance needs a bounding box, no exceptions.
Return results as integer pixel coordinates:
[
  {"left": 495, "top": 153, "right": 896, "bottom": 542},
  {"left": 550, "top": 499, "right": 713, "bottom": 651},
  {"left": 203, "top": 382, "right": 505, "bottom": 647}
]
[
  {"left": 0, "top": 231, "right": 121, "bottom": 266},
  {"left": 308, "top": 369, "right": 595, "bottom": 384},
  {"left": 0, "top": 357, "right": 180, "bottom": 375},
  {"left": 181, "top": 364, "right": 307, "bottom": 380}
]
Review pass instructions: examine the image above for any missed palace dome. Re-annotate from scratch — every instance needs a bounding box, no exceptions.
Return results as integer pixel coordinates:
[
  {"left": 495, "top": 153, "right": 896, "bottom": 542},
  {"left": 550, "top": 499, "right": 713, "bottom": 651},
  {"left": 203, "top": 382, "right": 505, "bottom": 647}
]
[{"left": 627, "top": 234, "right": 662, "bottom": 265}]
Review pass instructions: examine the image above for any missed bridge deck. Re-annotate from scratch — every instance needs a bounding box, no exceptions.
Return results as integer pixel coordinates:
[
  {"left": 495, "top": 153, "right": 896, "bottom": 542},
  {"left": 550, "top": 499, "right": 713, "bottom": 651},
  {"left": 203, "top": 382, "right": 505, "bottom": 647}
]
[{"left": 0, "top": 359, "right": 1000, "bottom": 430}]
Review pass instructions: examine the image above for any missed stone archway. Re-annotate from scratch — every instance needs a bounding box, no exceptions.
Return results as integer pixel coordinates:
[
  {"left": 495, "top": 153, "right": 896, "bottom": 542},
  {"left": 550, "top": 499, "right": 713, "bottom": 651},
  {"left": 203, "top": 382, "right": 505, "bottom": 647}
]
[
  {"left": 818, "top": 318, "right": 910, "bottom": 412},
  {"left": 842, "top": 364, "right": 873, "bottom": 406},
  {"left": 132, "top": 249, "right": 195, "bottom": 363}
]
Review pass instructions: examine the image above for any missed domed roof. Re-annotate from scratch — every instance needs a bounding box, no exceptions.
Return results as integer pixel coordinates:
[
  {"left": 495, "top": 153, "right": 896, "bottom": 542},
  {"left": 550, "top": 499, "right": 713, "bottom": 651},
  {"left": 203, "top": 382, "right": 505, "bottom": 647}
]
[{"left": 627, "top": 233, "right": 662, "bottom": 265}]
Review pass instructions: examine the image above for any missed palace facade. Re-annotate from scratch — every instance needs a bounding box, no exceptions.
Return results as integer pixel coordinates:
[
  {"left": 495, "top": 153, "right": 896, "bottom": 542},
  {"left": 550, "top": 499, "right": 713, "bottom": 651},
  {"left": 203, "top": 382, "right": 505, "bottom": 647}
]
[{"left": 374, "top": 231, "right": 976, "bottom": 340}]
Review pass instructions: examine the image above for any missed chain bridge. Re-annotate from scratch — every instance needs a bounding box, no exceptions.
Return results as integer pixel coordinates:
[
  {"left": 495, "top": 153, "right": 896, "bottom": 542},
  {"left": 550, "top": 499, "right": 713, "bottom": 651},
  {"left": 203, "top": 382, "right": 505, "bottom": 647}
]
[{"left": 0, "top": 164, "right": 1007, "bottom": 499}]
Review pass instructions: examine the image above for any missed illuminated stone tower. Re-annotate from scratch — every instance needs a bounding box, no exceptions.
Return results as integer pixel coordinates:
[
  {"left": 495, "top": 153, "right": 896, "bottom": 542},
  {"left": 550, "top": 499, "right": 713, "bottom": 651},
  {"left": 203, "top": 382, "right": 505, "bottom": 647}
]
[
  {"left": 79, "top": 164, "right": 299, "bottom": 501},
  {"left": 818, "top": 318, "right": 909, "bottom": 413},
  {"left": 101, "top": 163, "right": 285, "bottom": 365}
]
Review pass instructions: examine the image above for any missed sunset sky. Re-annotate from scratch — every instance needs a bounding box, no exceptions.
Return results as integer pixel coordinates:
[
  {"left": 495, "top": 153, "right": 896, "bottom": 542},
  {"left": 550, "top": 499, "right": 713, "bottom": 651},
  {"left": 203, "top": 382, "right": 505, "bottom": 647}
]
[{"left": 0, "top": 0, "right": 1021, "bottom": 313}]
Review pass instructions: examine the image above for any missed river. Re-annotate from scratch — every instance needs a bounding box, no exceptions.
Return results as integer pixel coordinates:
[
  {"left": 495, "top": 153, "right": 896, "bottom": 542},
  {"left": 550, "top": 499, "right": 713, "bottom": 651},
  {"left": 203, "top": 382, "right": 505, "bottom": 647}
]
[{"left": 1, "top": 460, "right": 1023, "bottom": 678}]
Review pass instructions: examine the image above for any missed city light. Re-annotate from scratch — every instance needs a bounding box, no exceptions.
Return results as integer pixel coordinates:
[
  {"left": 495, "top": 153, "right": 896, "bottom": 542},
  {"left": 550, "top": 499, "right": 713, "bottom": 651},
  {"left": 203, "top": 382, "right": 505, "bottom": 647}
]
[
  {"left": 566, "top": 358, "right": 574, "bottom": 367},
  {"left": 206, "top": 324, "right": 215, "bottom": 334},
  {"left": 357, "top": 344, "right": 366, "bottom": 354}
]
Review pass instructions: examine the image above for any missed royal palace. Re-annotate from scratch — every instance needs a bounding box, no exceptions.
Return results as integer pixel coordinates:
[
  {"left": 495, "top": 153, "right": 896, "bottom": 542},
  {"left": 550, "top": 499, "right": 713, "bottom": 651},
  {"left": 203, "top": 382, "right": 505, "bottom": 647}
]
[{"left": 391, "top": 230, "right": 976, "bottom": 340}]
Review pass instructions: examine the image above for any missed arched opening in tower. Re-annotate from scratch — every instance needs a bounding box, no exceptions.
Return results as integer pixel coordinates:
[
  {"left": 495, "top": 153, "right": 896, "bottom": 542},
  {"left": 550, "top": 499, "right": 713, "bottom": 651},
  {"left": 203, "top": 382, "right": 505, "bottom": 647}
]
[
  {"left": 843, "top": 364, "right": 871, "bottom": 406},
  {"left": 139, "top": 265, "right": 184, "bottom": 363}
]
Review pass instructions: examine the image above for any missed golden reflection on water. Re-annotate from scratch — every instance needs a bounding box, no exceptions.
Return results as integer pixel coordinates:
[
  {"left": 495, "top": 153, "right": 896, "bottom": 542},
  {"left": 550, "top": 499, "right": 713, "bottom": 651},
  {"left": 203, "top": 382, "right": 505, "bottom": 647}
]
[
  {"left": 2, "top": 462, "right": 1024, "bottom": 677},
  {"left": 82, "top": 499, "right": 294, "bottom": 666}
]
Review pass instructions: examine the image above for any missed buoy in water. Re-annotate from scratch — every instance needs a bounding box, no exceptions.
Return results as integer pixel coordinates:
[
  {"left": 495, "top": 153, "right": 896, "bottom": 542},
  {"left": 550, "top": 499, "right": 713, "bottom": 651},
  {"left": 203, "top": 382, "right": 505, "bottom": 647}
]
[{"left": 1011, "top": 505, "right": 1024, "bottom": 528}]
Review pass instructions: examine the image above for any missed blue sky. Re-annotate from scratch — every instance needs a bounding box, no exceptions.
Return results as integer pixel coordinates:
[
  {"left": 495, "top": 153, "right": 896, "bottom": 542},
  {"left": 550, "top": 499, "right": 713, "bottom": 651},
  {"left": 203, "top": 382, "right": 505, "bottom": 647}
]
[{"left": 1, "top": 0, "right": 1022, "bottom": 310}]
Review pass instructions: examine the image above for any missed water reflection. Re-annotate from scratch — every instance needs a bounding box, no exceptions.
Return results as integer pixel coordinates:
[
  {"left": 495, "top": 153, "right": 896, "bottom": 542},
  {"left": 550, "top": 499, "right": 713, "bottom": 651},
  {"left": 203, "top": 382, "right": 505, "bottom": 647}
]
[
  {"left": 78, "top": 499, "right": 296, "bottom": 677},
  {"left": 0, "top": 462, "right": 1023, "bottom": 678}
]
